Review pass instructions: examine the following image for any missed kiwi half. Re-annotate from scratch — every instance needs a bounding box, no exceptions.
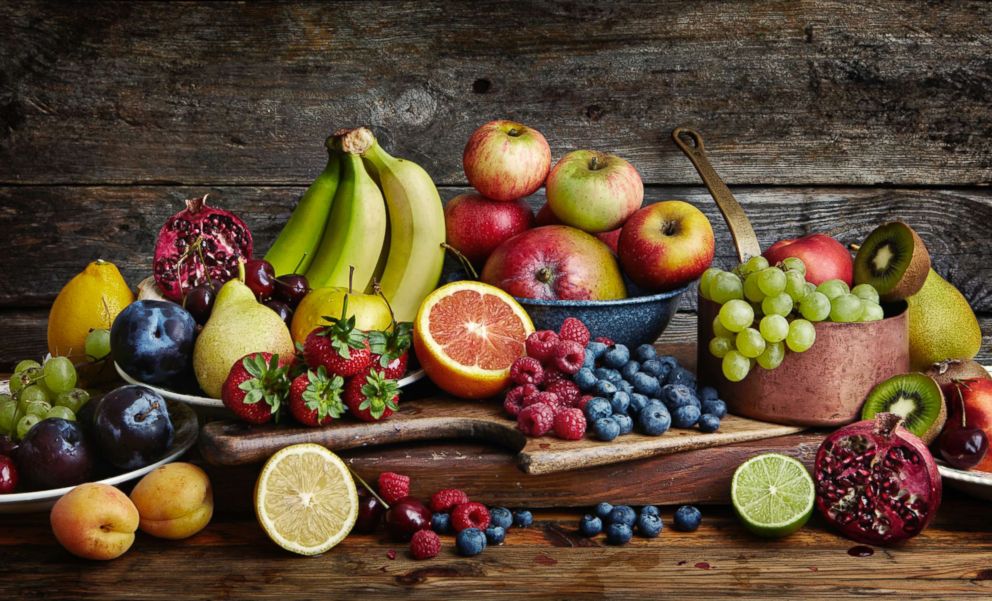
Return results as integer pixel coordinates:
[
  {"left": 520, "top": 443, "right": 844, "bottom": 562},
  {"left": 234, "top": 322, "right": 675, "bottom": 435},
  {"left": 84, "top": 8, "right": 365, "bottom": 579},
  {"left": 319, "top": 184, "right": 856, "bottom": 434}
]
[
  {"left": 861, "top": 373, "right": 946, "bottom": 443},
  {"left": 854, "top": 221, "right": 931, "bottom": 301}
]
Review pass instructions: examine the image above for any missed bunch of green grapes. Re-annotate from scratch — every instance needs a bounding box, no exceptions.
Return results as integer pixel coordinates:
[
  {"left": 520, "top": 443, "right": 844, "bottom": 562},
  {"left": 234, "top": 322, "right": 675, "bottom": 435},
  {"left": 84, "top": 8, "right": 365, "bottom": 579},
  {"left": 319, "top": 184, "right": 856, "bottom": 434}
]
[
  {"left": 1, "top": 356, "right": 90, "bottom": 441},
  {"left": 699, "top": 256, "right": 883, "bottom": 383}
]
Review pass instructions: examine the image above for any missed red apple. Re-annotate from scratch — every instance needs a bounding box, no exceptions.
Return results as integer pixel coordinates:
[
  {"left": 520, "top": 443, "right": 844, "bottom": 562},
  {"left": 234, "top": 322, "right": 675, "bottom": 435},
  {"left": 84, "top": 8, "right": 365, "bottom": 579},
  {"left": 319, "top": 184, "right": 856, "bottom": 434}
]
[
  {"left": 462, "top": 120, "right": 551, "bottom": 202},
  {"left": 444, "top": 193, "right": 535, "bottom": 266},
  {"left": 595, "top": 228, "right": 622, "bottom": 255},
  {"left": 535, "top": 202, "right": 563, "bottom": 226},
  {"left": 545, "top": 150, "right": 643, "bottom": 233},
  {"left": 481, "top": 225, "right": 626, "bottom": 301},
  {"left": 946, "top": 379, "right": 992, "bottom": 473},
  {"left": 617, "top": 201, "right": 714, "bottom": 292},
  {"left": 763, "top": 234, "right": 853, "bottom": 286}
]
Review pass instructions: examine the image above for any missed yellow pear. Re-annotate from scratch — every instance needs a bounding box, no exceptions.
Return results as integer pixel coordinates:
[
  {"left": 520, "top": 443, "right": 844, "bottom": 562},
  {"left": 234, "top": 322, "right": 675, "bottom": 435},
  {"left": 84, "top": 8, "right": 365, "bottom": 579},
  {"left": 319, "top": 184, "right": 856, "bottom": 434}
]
[{"left": 907, "top": 269, "right": 982, "bottom": 370}]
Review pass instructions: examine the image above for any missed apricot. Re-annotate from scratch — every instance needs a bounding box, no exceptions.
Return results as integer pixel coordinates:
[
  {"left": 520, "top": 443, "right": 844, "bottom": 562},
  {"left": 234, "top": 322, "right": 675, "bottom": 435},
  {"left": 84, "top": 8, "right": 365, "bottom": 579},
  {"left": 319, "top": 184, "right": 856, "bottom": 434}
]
[
  {"left": 130, "top": 462, "right": 213, "bottom": 539},
  {"left": 50, "top": 482, "right": 139, "bottom": 560}
]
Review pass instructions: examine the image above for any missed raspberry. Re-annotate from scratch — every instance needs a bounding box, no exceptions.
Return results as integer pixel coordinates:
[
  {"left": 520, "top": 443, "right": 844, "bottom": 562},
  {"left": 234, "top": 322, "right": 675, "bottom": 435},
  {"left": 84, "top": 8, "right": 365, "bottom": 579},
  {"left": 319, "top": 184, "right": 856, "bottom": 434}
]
[
  {"left": 542, "top": 366, "right": 567, "bottom": 387},
  {"left": 553, "top": 340, "right": 586, "bottom": 375},
  {"left": 559, "top": 317, "right": 591, "bottom": 347},
  {"left": 576, "top": 394, "right": 594, "bottom": 412},
  {"left": 377, "top": 472, "right": 410, "bottom": 504},
  {"left": 431, "top": 488, "right": 470, "bottom": 513},
  {"left": 553, "top": 407, "right": 587, "bottom": 440},
  {"left": 451, "top": 502, "right": 491, "bottom": 532},
  {"left": 546, "top": 379, "right": 580, "bottom": 406},
  {"left": 410, "top": 529, "right": 441, "bottom": 560},
  {"left": 503, "top": 386, "right": 526, "bottom": 417},
  {"left": 595, "top": 336, "right": 615, "bottom": 346},
  {"left": 517, "top": 403, "right": 555, "bottom": 437},
  {"left": 525, "top": 330, "right": 559, "bottom": 363},
  {"left": 509, "top": 356, "right": 544, "bottom": 386},
  {"left": 523, "top": 390, "right": 559, "bottom": 408}
]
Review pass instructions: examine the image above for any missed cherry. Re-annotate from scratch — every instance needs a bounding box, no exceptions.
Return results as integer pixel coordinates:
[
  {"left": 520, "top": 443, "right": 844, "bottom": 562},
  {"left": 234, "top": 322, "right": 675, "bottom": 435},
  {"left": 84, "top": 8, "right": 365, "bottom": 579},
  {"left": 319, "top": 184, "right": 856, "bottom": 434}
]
[
  {"left": 353, "top": 488, "right": 385, "bottom": 534},
  {"left": 244, "top": 259, "right": 276, "bottom": 301},
  {"left": 384, "top": 496, "right": 432, "bottom": 541},
  {"left": 0, "top": 455, "right": 19, "bottom": 494},
  {"left": 183, "top": 284, "right": 216, "bottom": 325},
  {"left": 939, "top": 391, "right": 990, "bottom": 470},
  {"left": 274, "top": 274, "right": 309, "bottom": 308},
  {"left": 264, "top": 300, "right": 293, "bottom": 327},
  {"left": 0, "top": 434, "right": 17, "bottom": 457}
]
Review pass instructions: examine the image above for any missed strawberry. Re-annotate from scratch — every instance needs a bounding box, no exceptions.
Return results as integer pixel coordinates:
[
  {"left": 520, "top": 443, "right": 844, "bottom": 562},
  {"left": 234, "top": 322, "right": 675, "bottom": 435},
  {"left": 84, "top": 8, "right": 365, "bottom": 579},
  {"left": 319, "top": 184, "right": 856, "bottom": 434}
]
[
  {"left": 344, "top": 369, "right": 401, "bottom": 421},
  {"left": 288, "top": 367, "right": 345, "bottom": 427},
  {"left": 303, "top": 295, "right": 373, "bottom": 378},
  {"left": 221, "top": 352, "right": 292, "bottom": 424},
  {"left": 368, "top": 321, "right": 413, "bottom": 379}
]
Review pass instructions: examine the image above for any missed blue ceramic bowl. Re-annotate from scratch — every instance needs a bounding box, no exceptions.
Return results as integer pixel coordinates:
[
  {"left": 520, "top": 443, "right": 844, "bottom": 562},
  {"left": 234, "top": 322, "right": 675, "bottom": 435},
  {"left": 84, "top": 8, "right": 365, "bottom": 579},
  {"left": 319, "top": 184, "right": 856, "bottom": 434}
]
[{"left": 516, "top": 284, "right": 690, "bottom": 348}]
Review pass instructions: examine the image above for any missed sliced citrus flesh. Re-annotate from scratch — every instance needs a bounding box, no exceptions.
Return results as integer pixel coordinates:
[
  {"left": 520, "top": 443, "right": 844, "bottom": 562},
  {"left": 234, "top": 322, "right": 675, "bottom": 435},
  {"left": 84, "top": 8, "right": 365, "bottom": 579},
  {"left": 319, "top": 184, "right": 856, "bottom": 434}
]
[
  {"left": 414, "top": 281, "right": 534, "bottom": 399},
  {"left": 731, "top": 453, "right": 815, "bottom": 538},
  {"left": 254, "top": 444, "right": 358, "bottom": 556}
]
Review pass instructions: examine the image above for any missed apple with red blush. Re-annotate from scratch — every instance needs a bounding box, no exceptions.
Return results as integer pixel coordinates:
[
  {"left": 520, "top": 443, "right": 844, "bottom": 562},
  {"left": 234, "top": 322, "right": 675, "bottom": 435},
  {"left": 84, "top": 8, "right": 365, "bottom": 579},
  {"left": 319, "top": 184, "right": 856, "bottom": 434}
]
[
  {"left": 462, "top": 120, "right": 551, "bottom": 202},
  {"left": 617, "top": 201, "right": 714, "bottom": 292},
  {"left": 763, "top": 233, "right": 853, "bottom": 286},
  {"left": 535, "top": 203, "right": 563, "bottom": 226},
  {"left": 944, "top": 379, "right": 992, "bottom": 473},
  {"left": 444, "top": 193, "right": 534, "bottom": 267},
  {"left": 546, "top": 150, "right": 643, "bottom": 233}
]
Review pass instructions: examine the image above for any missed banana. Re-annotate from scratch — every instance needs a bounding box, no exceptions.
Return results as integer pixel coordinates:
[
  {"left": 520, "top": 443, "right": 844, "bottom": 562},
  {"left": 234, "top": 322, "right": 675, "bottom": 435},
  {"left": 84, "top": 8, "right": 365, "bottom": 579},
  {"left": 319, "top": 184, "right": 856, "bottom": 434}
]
[
  {"left": 305, "top": 133, "right": 388, "bottom": 291},
  {"left": 264, "top": 142, "right": 341, "bottom": 275},
  {"left": 355, "top": 127, "right": 445, "bottom": 323}
]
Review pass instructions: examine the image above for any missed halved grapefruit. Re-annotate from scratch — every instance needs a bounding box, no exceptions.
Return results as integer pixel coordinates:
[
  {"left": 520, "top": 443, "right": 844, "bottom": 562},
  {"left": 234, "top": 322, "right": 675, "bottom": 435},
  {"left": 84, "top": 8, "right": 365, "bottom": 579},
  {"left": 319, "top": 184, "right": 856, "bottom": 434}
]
[{"left": 414, "top": 281, "right": 534, "bottom": 399}]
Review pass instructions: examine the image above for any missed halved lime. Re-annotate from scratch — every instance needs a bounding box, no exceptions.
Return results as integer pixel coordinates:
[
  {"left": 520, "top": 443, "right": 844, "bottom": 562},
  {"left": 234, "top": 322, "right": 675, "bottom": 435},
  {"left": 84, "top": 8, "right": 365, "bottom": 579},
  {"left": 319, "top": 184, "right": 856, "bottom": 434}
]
[{"left": 731, "top": 453, "right": 815, "bottom": 538}]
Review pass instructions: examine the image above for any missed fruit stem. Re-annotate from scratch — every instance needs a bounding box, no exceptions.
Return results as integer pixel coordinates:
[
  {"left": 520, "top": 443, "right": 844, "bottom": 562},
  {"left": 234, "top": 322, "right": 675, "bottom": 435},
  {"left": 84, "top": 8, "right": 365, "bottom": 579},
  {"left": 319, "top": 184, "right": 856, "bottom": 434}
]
[
  {"left": 373, "top": 280, "right": 398, "bottom": 329},
  {"left": 347, "top": 467, "right": 390, "bottom": 510},
  {"left": 536, "top": 267, "right": 553, "bottom": 284},
  {"left": 873, "top": 412, "right": 903, "bottom": 437},
  {"left": 237, "top": 259, "right": 246, "bottom": 284},
  {"left": 440, "top": 243, "right": 479, "bottom": 280},
  {"left": 291, "top": 252, "right": 308, "bottom": 276},
  {"left": 957, "top": 386, "right": 969, "bottom": 429},
  {"left": 335, "top": 127, "right": 375, "bottom": 155}
]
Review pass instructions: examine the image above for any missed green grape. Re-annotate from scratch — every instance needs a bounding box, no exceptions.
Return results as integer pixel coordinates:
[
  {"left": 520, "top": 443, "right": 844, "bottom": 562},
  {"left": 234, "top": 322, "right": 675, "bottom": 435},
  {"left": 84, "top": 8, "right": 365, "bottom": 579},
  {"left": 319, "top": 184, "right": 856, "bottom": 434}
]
[
  {"left": 804, "top": 282, "right": 817, "bottom": 297},
  {"left": 722, "top": 350, "right": 751, "bottom": 382},
  {"left": 761, "top": 292, "right": 794, "bottom": 317},
  {"left": 18, "top": 384, "right": 49, "bottom": 406},
  {"left": 708, "top": 336, "right": 734, "bottom": 359},
  {"left": 786, "top": 319, "right": 816, "bottom": 352},
  {"left": 785, "top": 270, "right": 808, "bottom": 301},
  {"left": 816, "top": 279, "right": 849, "bottom": 300},
  {"left": 861, "top": 301, "right": 885, "bottom": 322},
  {"left": 14, "top": 359, "right": 41, "bottom": 375},
  {"left": 743, "top": 273, "right": 765, "bottom": 303},
  {"left": 756, "top": 341, "right": 785, "bottom": 370},
  {"left": 712, "top": 316, "right": 733, "bottom": 339},
  {"left": 739, "top": 256, "right": 769, "bottom": 278},
  {"left": 24, "top": 400, "right": 51, "bottom": 418},
  {"left": 780, "top": 257, "right": 807, "bottom": 275},
  {"left": 0, "top": 393, "right": 11, "bottom": 404},
  {"left": 830, "top": 294, "right": 864, "bottom": 323},
  {"left": 736, "top": 328, "right": 766, "bottom": 359},
  {"left": 45, "top": 405, "right": 75, "bottom": 421},
  {"left": 56, "top": 389, "right": 90, "bottom": 414},
  {"left": 0, "top": 400, "right": 17, "bottom": 435},
  {"left": 43, "top": 356, "right": 77, "bottom": 394},
  {"left": 851, "top": 283, "right": 880, "bottom": 304},
  {"left": 16, "top": 414, "right": 41, "bottom": 440},
  {"left": 85, "top": 328, "right": 112, "bottom": 361},
  {"left": 759, "top": 314, "right": 790, "bottom": 343},
  {"left": 9, "top": 368, "right": 36, "bottom": 396},
  {"left": 710, "top": 272, "right": 744, "bottom": 304},
  {"left": 799, "top": 291, "right": 831, "bottom": 322},
  {"left": 719, "top": 299, "right": 755, "bottom": 333},
  {"left": 756, "top": 267, "right": 787, "bottom": 297}
]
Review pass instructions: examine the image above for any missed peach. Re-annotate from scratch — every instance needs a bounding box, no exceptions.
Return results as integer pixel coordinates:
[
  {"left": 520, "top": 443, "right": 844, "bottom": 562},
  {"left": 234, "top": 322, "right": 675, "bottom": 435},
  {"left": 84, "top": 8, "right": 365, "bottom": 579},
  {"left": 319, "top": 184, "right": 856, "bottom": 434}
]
[
  {"left": 130, "top": 462, "right": 213, "bottom": 539},
  {"left": 50, "top": 482, "right": 139, "bottom": 560}
]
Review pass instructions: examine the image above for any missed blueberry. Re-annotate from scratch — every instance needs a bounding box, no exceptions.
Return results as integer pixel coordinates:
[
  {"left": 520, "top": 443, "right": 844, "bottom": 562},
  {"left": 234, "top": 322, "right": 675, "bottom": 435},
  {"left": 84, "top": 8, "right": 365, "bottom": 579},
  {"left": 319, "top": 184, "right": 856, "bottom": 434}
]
[
  {"left": 574, "top": 368, "right": 598, "bottom": 392},
  {"left": 620, "top": 360, "right": 641, "bottom": 382},
  {"left": 640, "top": 359, "right": 664, "bottom": 378},
  {"left": 667, "top": 366, "right": 696, "bottom": 388},
  {"left": 603, "top": 345, "right": 630, "bottom": 369},
  {"left": 513, "top": 510, "right": 533, "bottom": 528},
  {"left": 702, "top": 398, "right": 727, "bottom": 419},
  {"left": 595, "top": 502, "right": 614, "bottom": 520},
  {"left": 640, "top": 505, "right": 660, "bottom": 518},
  {"left": 431, "top": 512, "right": 451, "bottom": 534},
  {"left": 610, "top": 391, "right": 630, "bottom": 415},
  {"left": 485, "top": 525, "right": 506, "bottom": 545},
  {"left": 698, "top": 386, "right": 720, "bottom": 402},
  {"left": 614, "top": 413, "right": 634, "bottom": 435},
  {"left": 637, "top": 513, "right": 663, "bottom": 538},
  {"left": 582, "top": 348, "right": 597, "bottom": 369},
  {"left": 603, "top": 369, "right": 623, "bottom": 384},
  {"left": 594, "top": 380, "right": 618, "bottom": 397},
  {"left": 638, "top": 402, "right": 671, "bottom": 436},
  {"left": 609, "top": 505, "right": 636, "bottom": 526},
  {"left": 672, "top": 405, "right": 701, "bottom": 428},
  {"left": 584, "top": 397, "right": 613, "bottom": 421},
  {"left": 634, "top": 344, "right": 658, "bottom": 363},
  {"left": 673, "top": 505, "right": 702, "bottom": 532},
  {"left": 632, "top": 372, "right": 661, "bottom": 397},
  {"left": 661, "top": 384, "right": 697, "bottom": 410},
  {"left": 594, "top": 367, "right": 612, "bottom": 381},
  {"left": 579, "top": 514, "right": 603, "bottom": 537},
  {"left": 489, "top": 507, "right": 513, "bottom": 529},
  {"left": 656, "top": 355, "right": 679, "bottom": 373},
  {"left": 587, "top": 341, "right": 608, "bottom": 360},
  {"left": 606, "top": 522, "right": 633, "bottom": 545},
  {"left": 698, "top": 413, "right": 721, "bottom": 433},
  {"left": 456, "top": 527, "right": 488, "bottom": 556},
  {"left": 594, "top": 417, "right": 621, "bottom": 441},
  {"left": 617, "top": 380, "right": 634, "bottom": 394},
  {"left": 628, "top": 393, "right": 649, "bottom": 416}
]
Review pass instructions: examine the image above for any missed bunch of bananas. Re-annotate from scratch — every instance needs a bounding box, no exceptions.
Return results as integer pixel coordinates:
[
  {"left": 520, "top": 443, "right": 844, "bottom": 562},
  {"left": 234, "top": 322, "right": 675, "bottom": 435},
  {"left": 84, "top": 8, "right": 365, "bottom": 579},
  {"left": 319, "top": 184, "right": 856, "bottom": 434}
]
[{"left": 265, "top": 127, "right": 446, "bottom": 322}]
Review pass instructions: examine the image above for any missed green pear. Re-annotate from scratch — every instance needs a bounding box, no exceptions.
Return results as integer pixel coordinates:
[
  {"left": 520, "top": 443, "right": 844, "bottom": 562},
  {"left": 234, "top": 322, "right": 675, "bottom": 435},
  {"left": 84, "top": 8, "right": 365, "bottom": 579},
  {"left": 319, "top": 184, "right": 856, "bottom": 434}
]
[
  {"left": 907, "top": 269, "right": 982, "bottom": 370},
  {"left": 193, "top": 269, "right": 295, "bottom": 398}
]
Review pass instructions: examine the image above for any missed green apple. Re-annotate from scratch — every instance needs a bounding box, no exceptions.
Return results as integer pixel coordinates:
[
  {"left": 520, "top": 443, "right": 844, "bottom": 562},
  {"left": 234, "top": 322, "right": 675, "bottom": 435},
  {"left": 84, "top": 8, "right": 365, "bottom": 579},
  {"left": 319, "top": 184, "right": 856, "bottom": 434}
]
[{"left": 546, "top": 150, "right": 643, "bottom": 233}]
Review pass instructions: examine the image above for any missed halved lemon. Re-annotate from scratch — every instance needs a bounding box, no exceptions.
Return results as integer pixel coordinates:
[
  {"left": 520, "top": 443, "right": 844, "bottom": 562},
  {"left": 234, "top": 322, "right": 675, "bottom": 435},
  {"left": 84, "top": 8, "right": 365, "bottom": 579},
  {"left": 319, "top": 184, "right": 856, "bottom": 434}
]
[
  {"left": 254, "top": 444, "right": 358, "bottom": 556},
  {"left": 413, "top": 281, "right": 534, "bottom": 399}
]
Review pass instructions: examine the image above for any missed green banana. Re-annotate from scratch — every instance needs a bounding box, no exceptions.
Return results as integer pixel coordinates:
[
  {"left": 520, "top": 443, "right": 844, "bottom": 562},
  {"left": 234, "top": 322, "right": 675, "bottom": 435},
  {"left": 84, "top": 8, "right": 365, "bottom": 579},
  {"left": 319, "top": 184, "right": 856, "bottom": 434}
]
[
  {"left": 264, "top": 142, "right": 341, "bottom": 275},
  {"left": 356, "top": 127, "right": 445, "bottom": 323},
  {"left": 305, "top": 136, "right": 388, "bottom": 291}
]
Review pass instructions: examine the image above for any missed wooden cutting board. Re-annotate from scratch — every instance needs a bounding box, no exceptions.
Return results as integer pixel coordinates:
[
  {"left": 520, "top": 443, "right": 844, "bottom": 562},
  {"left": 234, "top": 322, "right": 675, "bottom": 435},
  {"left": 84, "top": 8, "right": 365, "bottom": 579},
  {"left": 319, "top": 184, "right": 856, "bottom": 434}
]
[{"left": 199, "top": 396, "right": 804, "bottom": 474}]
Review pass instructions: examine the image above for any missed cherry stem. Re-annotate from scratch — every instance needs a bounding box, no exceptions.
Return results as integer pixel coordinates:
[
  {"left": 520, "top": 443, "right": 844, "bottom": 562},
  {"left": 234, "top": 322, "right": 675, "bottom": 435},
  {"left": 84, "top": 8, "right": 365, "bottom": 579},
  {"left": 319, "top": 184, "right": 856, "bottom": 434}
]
[
  {"left": 440, "top": 242, "right": 479, "bottom": 280},
  {"left": 347, "top": 467, "right": 390, "bottom": 510},
  {"left": 373, "top": 280, "right": 397, "bottom": 329},
  {"left": 291, "top": 252, "right": 308, "bottom": 276}
]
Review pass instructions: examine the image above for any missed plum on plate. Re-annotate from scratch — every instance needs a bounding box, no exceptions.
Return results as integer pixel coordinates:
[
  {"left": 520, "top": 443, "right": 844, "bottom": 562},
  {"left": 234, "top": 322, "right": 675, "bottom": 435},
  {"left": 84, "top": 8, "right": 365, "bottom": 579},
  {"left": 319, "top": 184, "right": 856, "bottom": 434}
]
[
  {"left": 110, "top": 300, "right": 197, "bottom": 390},
  {"left": 93, "top": 385, "right": 174, "bottom": 471},
  {"left": 15, "top": 418, "right": 94, "bottom": 490}
]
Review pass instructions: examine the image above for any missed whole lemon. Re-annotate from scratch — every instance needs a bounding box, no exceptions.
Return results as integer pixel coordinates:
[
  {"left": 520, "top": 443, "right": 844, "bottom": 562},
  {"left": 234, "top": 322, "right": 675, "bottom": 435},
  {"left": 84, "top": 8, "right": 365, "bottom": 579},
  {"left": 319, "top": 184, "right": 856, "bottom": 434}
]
[
  {"left": 48, "top": 260, "right": 135, "bottom": 362},
  {"left": 290, "top": 287, "right": 392, "bottom": 344}
]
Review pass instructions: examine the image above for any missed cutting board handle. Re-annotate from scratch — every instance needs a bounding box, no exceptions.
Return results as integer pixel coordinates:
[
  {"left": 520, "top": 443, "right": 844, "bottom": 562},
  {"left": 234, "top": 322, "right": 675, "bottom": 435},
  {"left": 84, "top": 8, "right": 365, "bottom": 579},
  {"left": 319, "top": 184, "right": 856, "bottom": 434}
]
[{"left": 672, "top": 127, "right": 761, "bottom": 263}]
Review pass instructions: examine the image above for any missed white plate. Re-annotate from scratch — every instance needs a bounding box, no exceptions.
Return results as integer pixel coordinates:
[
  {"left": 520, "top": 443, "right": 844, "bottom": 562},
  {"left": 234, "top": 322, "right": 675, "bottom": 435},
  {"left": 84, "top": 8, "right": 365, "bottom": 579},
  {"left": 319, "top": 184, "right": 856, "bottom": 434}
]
[
  {"left": 0, "top": 400, "right": 198, "bottom": 513},
  {"left": 938, "top": 462, "right": 992, "bottom": 501},
  {"left": 115, "top": 362, "right": 427, "bottom": 409}
]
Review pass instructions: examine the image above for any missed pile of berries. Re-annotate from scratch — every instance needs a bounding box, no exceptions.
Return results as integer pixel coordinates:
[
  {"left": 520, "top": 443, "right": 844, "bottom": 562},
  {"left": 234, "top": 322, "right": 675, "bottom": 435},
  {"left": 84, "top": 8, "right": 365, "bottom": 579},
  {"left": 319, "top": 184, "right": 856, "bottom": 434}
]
[
  {"left": 579, "top": 502, "right": 702, "bottom": 545},
  {"left": 575, "top": 342, "right": 727, "bottom": 440}
]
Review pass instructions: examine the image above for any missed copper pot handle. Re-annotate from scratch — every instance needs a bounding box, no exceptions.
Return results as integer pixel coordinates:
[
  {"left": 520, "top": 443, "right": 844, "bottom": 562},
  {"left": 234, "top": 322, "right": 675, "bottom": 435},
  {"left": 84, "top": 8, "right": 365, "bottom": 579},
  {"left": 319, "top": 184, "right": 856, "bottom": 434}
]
[{"left": 672, "top": 127, "right": 761, "bottom": 263}]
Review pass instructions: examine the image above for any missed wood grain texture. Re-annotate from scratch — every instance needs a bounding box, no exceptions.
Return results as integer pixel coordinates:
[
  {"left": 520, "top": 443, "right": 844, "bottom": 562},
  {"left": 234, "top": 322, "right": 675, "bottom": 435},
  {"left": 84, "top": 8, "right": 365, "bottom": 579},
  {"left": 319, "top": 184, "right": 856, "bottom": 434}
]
[{"left": 1, "top": 1, "right": 991, "bottom": 186}]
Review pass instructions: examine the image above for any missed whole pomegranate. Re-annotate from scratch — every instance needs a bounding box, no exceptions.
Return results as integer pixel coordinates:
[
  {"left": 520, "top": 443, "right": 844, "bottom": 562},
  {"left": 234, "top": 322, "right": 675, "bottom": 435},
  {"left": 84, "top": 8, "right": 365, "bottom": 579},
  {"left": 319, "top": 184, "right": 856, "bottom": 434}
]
[
  {"left": 153, "top": 195, "right": 253, "bottom": 302},
  {"left": 814, "top": 412, "right": 941, "bottom": 546}
]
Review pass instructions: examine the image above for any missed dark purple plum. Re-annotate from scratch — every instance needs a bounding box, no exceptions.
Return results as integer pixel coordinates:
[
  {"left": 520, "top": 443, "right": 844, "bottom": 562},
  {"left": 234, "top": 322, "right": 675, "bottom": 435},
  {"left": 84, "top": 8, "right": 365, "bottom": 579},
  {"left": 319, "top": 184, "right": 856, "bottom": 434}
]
[
  {"left": 110, "top": 300, "right": 197, "bottom": 390},
  {"left": 92, "top": 385, "right": 174, "bottom": 470},
  {"left": 15, "top": 419, "right": 94, "bottom": 490}
]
